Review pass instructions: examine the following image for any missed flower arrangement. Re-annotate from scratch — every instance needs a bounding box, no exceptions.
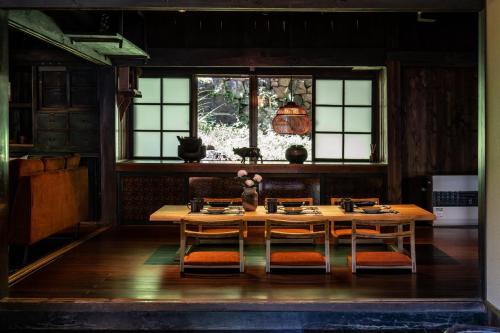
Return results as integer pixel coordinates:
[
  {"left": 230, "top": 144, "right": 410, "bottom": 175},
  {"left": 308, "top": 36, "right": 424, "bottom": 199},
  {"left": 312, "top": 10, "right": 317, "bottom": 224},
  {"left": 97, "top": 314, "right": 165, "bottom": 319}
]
[{"left": 236, "top": 169, "right": 263, "bottom": 188}]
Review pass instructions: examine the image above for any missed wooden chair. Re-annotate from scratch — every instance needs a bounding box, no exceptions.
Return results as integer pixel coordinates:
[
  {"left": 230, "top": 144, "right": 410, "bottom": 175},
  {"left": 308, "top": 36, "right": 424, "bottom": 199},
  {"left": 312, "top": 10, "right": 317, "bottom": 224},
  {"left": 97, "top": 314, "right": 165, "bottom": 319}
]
[
  {"left": 266, "top": 197, "right": 315, "bottom": 234},
  {"left": 200, "top": 197, "right": 247, "bottom": 237},
  {"left": 349, "top": 218, "right": 416, "bottom": 273},
  {"left": 179, "top": 218, "right": 245, "bottom": 273},
  {"left": 265, "top": 219, "right": 330, "bottom": 273},
  {"left": 330, "top": 197, "right": 381, "bottom": 242}
]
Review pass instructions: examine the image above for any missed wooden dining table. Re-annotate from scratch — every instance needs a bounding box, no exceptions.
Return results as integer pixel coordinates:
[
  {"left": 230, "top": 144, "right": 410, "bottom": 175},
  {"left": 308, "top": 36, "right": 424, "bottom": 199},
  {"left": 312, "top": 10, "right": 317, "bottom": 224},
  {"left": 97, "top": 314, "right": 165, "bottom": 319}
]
[
  {"left": 149, "top": 204, "right": 435, "bottom": 223},
  {"left": 150, "top": 204, "right": 434, "bottom": 261}
]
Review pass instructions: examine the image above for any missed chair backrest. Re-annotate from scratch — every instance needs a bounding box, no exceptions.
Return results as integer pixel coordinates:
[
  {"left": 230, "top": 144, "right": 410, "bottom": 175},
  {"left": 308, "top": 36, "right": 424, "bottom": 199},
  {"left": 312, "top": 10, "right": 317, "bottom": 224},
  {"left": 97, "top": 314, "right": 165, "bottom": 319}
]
[
  {"left": 351, "top": 218, "right": 414, "bottom": 239},
  {"left": 265, "top": 219, "right": 329, "bottom": 240},
  {"left": 330, "top": 197, "right": 380, "bottom": 205},
  {"left": 203, "top": 197, "right": 243, "bottom": 204},
  {"left": 268, "top": 197, "right": 314, "bottom": 205},
  {"left": 180, "top": 218, "right": 245, "bottom": 239}
]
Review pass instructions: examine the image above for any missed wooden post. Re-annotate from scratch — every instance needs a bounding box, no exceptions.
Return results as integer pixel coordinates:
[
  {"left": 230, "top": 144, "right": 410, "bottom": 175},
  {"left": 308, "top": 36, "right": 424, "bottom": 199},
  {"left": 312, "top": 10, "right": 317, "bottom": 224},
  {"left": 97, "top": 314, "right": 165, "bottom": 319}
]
[
  {"left": 0, "top": 9, "right": 9, "bottom": 297},
  {"left": 386, "top": 59, "right": 403, "bottom": 203},
  {"left": 99, "top": 67, "right": 117, "bottom": 225}
]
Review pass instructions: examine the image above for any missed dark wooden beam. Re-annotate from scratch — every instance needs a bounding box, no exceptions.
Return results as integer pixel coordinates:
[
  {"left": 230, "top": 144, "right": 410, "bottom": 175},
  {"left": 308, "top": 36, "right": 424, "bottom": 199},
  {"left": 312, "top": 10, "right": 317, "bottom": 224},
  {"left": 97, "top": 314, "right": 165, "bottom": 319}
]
[
  {"left": 0, "top": 9, "right": 9, "bottom": 298},
  {"left": 0, "top": 0, "right": 484, "bottom": 12},
  {"left": 386, "top": 59, "right": 402, "bottom": 203},
  {"left": 99, "top": 67, "right": 117, "bottom": 225},
  {"left": 142, "top": 48, "right": 387, "bottom": 67}
]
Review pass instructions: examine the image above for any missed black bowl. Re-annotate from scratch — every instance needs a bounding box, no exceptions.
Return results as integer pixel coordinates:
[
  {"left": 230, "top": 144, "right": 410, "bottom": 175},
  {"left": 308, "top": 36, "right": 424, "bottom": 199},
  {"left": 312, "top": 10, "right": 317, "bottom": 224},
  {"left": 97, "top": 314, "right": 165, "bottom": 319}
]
[
  {"left": 281, "top": 201, "right": 305, "bottom": 207},
  {"left": 208, "top": 201, "right": 232, "bottom": 208}
]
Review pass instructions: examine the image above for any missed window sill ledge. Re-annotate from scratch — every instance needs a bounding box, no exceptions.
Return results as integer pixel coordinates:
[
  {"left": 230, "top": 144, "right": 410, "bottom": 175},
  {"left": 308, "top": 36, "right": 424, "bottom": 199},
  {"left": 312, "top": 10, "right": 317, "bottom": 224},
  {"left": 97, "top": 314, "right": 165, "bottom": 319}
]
[{"left": 116, "top": 160, "right": 387, "bottom": 174}]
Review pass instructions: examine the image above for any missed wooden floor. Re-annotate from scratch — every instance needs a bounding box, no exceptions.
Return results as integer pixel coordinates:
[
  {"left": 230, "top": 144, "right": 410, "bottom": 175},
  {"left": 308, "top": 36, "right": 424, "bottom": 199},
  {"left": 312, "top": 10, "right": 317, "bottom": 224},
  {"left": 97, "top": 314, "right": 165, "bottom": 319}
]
[{"left": 7, "top": 225, "right": 480, "bottom": 301}]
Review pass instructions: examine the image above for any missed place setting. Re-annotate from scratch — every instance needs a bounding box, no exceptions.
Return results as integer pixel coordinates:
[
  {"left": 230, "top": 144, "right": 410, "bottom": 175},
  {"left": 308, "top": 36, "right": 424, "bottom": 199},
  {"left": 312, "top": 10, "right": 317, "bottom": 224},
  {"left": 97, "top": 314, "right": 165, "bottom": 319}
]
[
  {"left": 265, "top": 199, "right": 323, "bottom": 216},
  {"left": 187, "top": 198, "right": 245, "bottom": 216}
]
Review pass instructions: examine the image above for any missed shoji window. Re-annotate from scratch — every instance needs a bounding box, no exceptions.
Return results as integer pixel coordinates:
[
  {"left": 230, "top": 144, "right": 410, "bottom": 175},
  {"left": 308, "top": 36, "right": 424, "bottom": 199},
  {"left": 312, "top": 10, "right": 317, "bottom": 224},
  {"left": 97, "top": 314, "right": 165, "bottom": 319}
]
[
  {"left": 132, "top": 77, "right": 190, "bottom": 158},
  {"left": 314, "top": 79, "right": 374, "bottom": 161}
]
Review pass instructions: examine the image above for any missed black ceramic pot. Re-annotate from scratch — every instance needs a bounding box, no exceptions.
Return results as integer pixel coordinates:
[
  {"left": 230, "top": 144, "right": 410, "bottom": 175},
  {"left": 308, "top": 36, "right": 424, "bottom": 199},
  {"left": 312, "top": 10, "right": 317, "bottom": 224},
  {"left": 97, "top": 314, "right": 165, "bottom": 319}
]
[
  {"left": 177, "top": 136, "right": 206, "bottom": 162},
  {"left": 177, "top": 136, "right": 202, "bottom": 152},
  {"left": 285, "top": 145, "right": 308, "bottom": 164}
]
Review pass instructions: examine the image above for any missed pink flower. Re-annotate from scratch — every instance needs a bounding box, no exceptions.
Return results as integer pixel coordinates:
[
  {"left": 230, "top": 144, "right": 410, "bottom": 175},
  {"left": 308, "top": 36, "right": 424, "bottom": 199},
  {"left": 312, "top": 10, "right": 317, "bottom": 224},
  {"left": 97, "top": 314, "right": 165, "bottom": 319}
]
[
  {"left": 244, "top": 179, "right": 255, "bottom": 187},
  {"left": 253, "top": 174, "right": 263, "bottom": 182},
  {"left": 237, "top": 169, "right": 248, "bottom": 177}
]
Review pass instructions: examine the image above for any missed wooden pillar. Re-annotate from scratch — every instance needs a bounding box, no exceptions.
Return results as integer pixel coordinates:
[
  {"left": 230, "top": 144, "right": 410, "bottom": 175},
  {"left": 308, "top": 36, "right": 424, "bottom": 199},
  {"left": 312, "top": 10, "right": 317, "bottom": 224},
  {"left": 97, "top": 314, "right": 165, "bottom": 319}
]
[
  {"left": 99, "top": 67, "right": 117, "bottom": 225},
  {"left": 0, "top": 9, "right": 9, "bottom": 296},
  {"left": 386, "top": 59, "right": 402, "bottom": 203}
]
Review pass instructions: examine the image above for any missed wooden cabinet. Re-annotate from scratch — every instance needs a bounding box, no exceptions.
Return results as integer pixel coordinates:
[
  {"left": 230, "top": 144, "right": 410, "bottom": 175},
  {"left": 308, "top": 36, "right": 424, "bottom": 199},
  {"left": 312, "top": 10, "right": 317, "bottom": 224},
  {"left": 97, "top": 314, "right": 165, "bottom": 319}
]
[
  {"left": 37, "top": 113, "right": 68, "bottom": 130},
  {"left": 32, "top": 66, "right": 100, "bottom": 153},
  {"left": 37, "top": 131, "right": 68, "bottom": 149}
]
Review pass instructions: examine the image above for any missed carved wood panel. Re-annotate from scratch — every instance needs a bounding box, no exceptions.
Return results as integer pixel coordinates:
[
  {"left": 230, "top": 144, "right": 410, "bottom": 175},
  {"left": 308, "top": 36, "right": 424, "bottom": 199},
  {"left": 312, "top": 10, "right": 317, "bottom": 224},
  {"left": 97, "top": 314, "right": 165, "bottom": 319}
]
[
  {"left": 120, "top": 175, "right": 186, "bottom": 223},
  {"left": 323, "top": 174, "right": 387, "bottom": 204}
]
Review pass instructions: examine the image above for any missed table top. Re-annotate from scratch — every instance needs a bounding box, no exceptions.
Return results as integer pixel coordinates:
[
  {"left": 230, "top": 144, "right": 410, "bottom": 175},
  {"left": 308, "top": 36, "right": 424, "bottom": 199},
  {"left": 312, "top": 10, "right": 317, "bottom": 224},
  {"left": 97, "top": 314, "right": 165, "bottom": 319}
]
[{"left": 149, "top": 204, "right": 435, "bottom": 222}]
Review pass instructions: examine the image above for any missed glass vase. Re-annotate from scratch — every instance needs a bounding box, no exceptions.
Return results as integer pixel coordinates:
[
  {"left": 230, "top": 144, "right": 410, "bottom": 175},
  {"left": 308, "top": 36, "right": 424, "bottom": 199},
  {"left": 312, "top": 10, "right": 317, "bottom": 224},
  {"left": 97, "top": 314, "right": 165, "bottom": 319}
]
[{"left": 242, "top": 187, "right": 258, "bottom": 211}]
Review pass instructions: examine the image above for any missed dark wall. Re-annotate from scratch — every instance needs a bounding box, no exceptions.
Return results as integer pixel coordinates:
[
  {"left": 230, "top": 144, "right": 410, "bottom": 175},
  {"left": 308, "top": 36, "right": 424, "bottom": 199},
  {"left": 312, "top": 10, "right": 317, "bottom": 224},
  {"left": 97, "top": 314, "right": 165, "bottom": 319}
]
[{"left": 401, "top": 66, "right": 478, "bottom": 208}]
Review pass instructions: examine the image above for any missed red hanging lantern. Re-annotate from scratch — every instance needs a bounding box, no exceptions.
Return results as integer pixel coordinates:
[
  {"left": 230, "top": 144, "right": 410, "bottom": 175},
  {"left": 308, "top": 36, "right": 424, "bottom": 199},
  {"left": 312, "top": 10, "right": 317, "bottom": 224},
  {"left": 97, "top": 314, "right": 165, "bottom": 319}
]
[{"left": 272, "top": 101, "right": 311, "bottom": 135}]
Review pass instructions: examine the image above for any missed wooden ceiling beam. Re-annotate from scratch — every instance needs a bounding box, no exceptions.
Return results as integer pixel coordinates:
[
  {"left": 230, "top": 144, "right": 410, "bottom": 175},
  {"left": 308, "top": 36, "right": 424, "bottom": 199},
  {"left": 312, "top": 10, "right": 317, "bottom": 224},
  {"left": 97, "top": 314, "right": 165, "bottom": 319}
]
[
  {"left": 0, "top": 0, "right": 484, "bottom": 12},
  {"left": 8, "top": 10, "right": 112, "bottom": 65}
]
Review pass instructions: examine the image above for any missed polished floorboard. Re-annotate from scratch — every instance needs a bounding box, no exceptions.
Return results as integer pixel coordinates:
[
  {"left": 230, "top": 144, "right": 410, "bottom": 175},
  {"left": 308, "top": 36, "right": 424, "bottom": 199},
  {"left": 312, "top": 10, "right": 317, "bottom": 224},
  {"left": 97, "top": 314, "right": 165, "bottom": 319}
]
[{"left": 7, "top": 225, "right": 480, "bottom": 300}]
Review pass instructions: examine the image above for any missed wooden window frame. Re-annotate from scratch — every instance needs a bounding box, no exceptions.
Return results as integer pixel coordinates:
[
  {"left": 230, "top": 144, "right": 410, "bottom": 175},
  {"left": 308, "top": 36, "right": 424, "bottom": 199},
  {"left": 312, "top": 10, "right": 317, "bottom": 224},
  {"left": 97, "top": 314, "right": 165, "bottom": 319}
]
[
  {"left": 129, "top": 68, "right": 380, "bottom": 162},
  {"left": 313, "top": 74, "right": 380, "bottom": 162},
  {"left": 131, "top": 76, "right": 191, "bottom": 160}
]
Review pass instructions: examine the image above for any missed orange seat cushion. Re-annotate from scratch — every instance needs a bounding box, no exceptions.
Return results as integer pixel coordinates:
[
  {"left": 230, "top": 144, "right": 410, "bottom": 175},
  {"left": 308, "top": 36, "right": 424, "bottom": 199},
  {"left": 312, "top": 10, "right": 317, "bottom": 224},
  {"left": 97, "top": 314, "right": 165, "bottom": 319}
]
[
  {"left": 184, "top": 251, "right": 240, "bottom": 265},
  {"left": 334, "top": 228, "right": 379, "bottom": 237},
  {"left": 348, "top": 252, "right": 412, "bottom": 266},
  {"left": 42, "top": 157, "right": 66, "bottom": 171},
  {"left": 270, "top": 251, "right": 325, "bottom": 266}
]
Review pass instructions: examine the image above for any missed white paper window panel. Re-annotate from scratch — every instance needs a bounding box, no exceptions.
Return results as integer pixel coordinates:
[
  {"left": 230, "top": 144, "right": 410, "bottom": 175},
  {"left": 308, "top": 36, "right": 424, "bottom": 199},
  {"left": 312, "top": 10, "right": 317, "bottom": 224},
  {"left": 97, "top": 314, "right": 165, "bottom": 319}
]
[
  {"left": 133, "top": 105, "right": 161, "bottom": 130},
  {"left": 163, "top": 105, "right": 190, "bottom": 130},
  {"left": 344, "top": 80, "right": 372, "bottom": 105},
  {"left": 163, "top": 131, "right": 189, "bottom": 157},
  {"left": 315, "top": 80, "right": 343, "bottom": 105},
  {"left": 315, "top": 133, "right": 343, "bottom": 159},
  {"left": 135, "top": 78, "right": 161, "bottom": 103},
  {"left": 344, "top": 107, "right": 372, "bottom": 132},
  {"left": 344, "top": 134, "right": 372, "bottom": 159},
  {"left": 134, "top": 132, "right": 161, "bottom": 157},
  {"left": 163, "top": 78, "right": 190, "bottom": 104},
  {"left": 315, "top": 106, "right": 343, "bottom": 132}
]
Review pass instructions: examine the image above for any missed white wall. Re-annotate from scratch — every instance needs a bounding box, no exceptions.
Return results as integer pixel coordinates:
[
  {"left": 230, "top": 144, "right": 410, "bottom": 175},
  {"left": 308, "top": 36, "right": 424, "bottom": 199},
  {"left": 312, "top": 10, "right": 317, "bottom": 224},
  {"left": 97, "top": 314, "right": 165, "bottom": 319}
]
[{"left": 486, "top": 0, "right": 500, "bottom": 310}]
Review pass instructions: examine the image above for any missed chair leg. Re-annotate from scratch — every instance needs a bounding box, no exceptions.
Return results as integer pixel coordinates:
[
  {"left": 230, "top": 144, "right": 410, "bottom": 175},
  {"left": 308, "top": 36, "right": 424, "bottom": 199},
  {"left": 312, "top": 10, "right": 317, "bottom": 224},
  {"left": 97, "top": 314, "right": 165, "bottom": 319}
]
[
  {"left": 239, "top": 238, "right": 244, "bottom": 273},
  {"left": 351, "top": 236, "right": 357, "bottom": 274},
  {"left": 397, "top": 224, "right": 404, "bottom": 251},
  {"left": 325, "top": 238, "right": 331, "bottom": 273},
  {"left": 179, "top": 224, "right": 186, "bottom": 273},
  {"left": 265, "top": 239, "right": 271, "bottom": 273}
]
